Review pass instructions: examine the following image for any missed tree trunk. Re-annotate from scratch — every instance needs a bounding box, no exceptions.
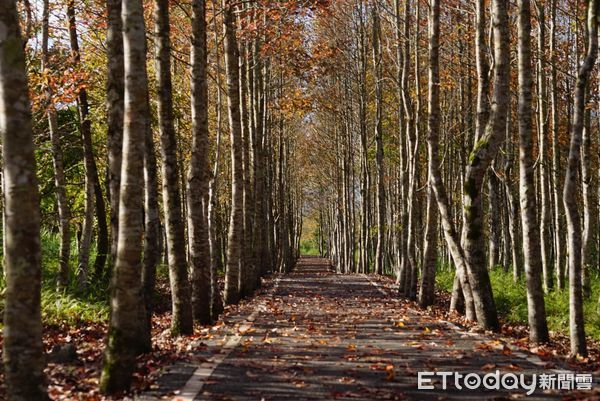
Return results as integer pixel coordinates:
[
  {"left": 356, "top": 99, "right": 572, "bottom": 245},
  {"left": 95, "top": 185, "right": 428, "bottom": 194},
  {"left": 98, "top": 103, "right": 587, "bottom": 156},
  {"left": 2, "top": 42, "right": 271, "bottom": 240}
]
[
  {"left": 240, "top": 34, "right": 255, "bottom": 295},
  {"left": 187, "top": 0, "right": 213, "bottom": 324},
  {"left": 535, "top": 2, "right": 553, "bottom": 292},
  {"left": 66, "top": 0, "right": 109, "bottom": 282},
  {"left": 154, "top": 0, "right": 195, "bottom": 333},
  {"left": 562, "top": 0, "right": 598, "bottom": 358},
  {"left": 142, "top": 98, "right": 159, "bottom": 350},
  {"left": 100, "top": 0, "right": 150, "bottom": 392},
  {"left": 581, "top": 93, "right": 596, "bottom": 299},
  {"left": 419, "top": 0, "right": 440, "bottom": 308},
  {"left": 223, "top": 0, "right": 244, "bottom": 305},
  {"left": 461, "top": 0, "right": 510, "bottom": 332},
  {"left": 516, "top": 0, "right": 550, "bottom": 344},
  {"left": 42, "top": 0, "right": 71, "bottom": 291},
  {"left": 0, "top": 2, "right": 47, "bottom": 398},
  {"left": 549, "top": 0, "right": 565, "bottom": 290},
  {"left": 208, "top": 0, "right": 224, "bottom": 319},
  {"left": 372, "top": 0, "right": 385, "bottom": 276},
  {"left": 106, "top": 0, "right": 124, "bottom": 272}
]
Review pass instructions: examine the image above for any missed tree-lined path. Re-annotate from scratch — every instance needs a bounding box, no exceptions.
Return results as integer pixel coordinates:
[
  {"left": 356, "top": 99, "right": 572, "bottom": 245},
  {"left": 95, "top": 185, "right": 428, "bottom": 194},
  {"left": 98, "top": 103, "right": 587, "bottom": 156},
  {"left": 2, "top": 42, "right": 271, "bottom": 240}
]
[
  {"left": 140, "top": 257, "right": 569, "bottom": 401},
  {"left": 4, "top": 0, "right": 600, "bottom": 399}
]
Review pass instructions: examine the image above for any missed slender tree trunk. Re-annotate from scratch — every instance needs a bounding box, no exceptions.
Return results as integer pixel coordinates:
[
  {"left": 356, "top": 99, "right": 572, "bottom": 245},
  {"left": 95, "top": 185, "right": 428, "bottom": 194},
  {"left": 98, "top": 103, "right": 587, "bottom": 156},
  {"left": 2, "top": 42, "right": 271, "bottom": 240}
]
[
  {"left": 516, "top": 0, "right": 550, "bottom": 344},
  {"left": 419, "top": 0, "right": 440, "bottom": 308},
  {"left": 356, "top": 0, "right": 369, "bottom": 275},
  {"left": 503, "top": 109, "right": 522, "bottom": 281},
  {"left": 549, "top": 0, "right": 565, "bottom": 290},
  {"left": 223, "top": 0, "right": 244, "bottom": 305},
  {"left": 66, "top": 0, "right": 109, "bottom": 282},
  {"left": 100, "top": 0, "right": 150, "bottom": 392},
  {"left": 155, "top": 0, "right": 195, "bottom": 333},
  {"left": 240, "top": 33, "right": 255, "bottom": 295},
  {"left": 405, "top": 1, "right": 421, "bottom": 299},
  {"left": 487, "top": 175, "right": 501, "bottom": 269},
  {"left": 42, "top": 0, "right": 71, "bottom": 291},
  {"left": 536, "top": 2, "right": 553, "bottom": 292},
  {"left": 372, "top": 0, "right": 385, "bottom": 276},
  {"left": 106, "top": 0, "right": 124, "bottom": 272},
  {"left": 461, "top": 0, "right": 510, "bottom": 332},
  {"left": 398, "top": 0, "right": 412, "bottom": 288},
  {"left": 581, "top": 90, "right": 596, "bottom": 299},
  {"left": 0, "top": 3, "right": 47, "bottom": 397},
  {"left": 188, "top": 0, "right": 213, "bottom": 324},
  {"left": 142, "top": 98, "right": 159, "bottom": 350},
  {"left": 208, "top": 0, "right": 224, "bottom": 319},
  {"left": 563, "top": 0, "right": 598, "bottom": 358},
  {"left": 474, "top": 0, "right": 489, "bottom": 144}
]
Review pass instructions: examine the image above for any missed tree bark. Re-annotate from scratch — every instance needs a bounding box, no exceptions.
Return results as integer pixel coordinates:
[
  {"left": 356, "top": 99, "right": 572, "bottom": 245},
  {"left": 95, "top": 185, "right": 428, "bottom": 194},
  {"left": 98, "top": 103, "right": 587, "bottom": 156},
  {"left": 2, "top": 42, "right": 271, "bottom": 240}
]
[
  {"left": 562, "top": 0, "right": 598, "bottom": 358},
  {"left": 372, "top": 0, "right": 385, "bottom": 276},
  {"left": 223, "top": 0, "right": 244, "bottom": 305},
  {"left": 154, "top": 0, "right": 195, "bottom": 334},
  {"left": 419, "top": 0, "right": 440, "bottom": 308},
  {"left": 535, "top": 2, "right": 553, "bottom": 292},
  {"left": 42, "top": 0, "right": 71, "bottom": 291},
  {"left": 100, "top": 0, "right": 150, "bottom": 392},
  {"left": 187, "top": 0, "right": 213, "bottom": 323},
  {"left": 142, "top": 97, "right": 159, "bottom": 350},
  {"left": 0, "top": 2, "right": 48, "bottom": 398},
  {"left": 106, "top": 0, "right": 124, "bottom": 271},
  {"left": 461, "top": 0, "right": 510, "bottom": 332},
  {"left": 516, "top": 0, "right": 550, "bottom": 344},
  {"left": 66, "top": 0, "right": 109, "bottom": 282},
  {"left": 549, "top": 0, "right": 565, "bottom": 290}
]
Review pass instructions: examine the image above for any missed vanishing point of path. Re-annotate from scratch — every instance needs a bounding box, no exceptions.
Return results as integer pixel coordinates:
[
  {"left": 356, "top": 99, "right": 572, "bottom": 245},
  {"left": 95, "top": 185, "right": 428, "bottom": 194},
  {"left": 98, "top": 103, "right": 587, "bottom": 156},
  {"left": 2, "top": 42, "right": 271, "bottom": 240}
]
[{"left": 140, "top": 257, "right": 570, "bottom": 401}]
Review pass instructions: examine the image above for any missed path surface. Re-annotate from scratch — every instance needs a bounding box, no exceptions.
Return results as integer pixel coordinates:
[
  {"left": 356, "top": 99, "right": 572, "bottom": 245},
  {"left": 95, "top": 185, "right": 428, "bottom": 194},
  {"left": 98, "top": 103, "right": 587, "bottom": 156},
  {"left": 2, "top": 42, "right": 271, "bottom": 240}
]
[{"left": 140, "top": 257, "right": 573, "bottom": 401}]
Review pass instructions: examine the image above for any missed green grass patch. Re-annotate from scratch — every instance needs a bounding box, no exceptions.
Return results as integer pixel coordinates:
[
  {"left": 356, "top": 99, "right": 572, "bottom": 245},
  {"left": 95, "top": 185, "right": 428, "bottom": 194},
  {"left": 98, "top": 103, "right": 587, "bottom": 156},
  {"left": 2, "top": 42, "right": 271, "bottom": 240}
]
[
  {"left": 436, "top": 265, "right": 600, "bottom": 340},
  {"left": 0, "top": 230, "right": 111, "bottom": 326},
  {"left": 300, "top": 239, "right": 320, "bottom": 256}
]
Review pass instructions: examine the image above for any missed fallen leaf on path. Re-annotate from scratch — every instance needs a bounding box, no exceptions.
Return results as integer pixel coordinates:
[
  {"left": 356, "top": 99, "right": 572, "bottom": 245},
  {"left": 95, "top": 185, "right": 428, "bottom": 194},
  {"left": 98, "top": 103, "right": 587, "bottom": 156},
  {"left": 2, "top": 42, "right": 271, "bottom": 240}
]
[{"left": 385, "top": 364, "right": 395, "bottom": 381}]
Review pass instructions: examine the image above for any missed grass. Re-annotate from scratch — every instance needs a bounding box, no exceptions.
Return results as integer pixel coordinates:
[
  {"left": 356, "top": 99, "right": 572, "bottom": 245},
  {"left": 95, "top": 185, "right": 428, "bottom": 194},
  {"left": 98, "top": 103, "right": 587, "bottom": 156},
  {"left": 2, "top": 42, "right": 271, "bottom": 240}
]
[
  {"left": 300, "top": 239, "right": 320, "bottom": 256},
  {"left": 0, "top": 230, "right": 111, "bottom": 326},
  {"left": 436, "top": 264, "right": 600, "bottom": 340}
]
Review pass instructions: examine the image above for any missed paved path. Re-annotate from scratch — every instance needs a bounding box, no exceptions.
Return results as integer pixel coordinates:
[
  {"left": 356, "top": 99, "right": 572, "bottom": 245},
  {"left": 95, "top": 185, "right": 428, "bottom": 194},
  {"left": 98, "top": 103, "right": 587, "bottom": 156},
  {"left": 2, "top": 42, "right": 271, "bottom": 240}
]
[{"left": 140, "top": 257, "right": 573, "bottom": 401}]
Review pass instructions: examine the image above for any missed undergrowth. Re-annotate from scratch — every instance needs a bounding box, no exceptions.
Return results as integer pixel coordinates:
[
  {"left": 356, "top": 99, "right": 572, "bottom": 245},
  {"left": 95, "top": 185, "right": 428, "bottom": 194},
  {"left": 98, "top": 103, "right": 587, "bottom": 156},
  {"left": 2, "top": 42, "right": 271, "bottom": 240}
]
[{"left": 436, "top": 264, "right": 600, "bottom": 340}]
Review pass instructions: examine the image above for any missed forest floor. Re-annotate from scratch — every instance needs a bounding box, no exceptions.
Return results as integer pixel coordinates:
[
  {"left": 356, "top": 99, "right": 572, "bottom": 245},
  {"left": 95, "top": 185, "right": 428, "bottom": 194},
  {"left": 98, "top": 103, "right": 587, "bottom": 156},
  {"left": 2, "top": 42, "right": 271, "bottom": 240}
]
[
  {"left": 137, "top": 257, "right": 600, "bottom": 401},
  {"left": 1, "top": 257, "right": 598, "bottom": 400}
]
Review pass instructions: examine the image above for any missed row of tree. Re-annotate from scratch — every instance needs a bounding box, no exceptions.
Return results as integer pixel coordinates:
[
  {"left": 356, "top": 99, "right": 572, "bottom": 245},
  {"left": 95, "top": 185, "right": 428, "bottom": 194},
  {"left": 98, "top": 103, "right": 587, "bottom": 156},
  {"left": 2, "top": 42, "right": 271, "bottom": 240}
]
[
  {"left": 2, "top": 0, "right": 311, "bottom": 399},
  {"left": 310, "top": 0, "right": 599, "bottom": 358}
]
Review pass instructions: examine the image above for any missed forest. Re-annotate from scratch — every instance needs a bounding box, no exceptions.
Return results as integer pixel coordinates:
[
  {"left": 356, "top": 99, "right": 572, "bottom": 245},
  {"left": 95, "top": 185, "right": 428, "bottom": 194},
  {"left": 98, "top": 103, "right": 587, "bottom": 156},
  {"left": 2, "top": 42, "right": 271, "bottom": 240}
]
[{"left": 0, "top": 0, "right": 600, "bottom": 399}]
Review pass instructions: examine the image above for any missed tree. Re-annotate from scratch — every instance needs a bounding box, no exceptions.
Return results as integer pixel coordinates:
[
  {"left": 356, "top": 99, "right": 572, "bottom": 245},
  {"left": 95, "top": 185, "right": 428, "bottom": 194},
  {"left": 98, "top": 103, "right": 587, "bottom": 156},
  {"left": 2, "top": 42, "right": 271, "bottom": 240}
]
[
  {"left": 419, "top": 0, "right": 439, "bottom": 308},
  {"left": 535, "top": 1, "right": 553, "bottom": 292},
  {"left": 223, "top": 0, "right": 244, "bottom": 305},
  {"left": 372, "top": 0, "right": 385, "bottom": 276},
  {"left": 155, "top": 0, "right": 194, "bottom": 334},
  {"left": 106, "top": 0, "right": 124, "bottom": 270},
  {"left": 66, "top": 0, "right": 109, "bottom": 286},
  {"left": 42, "top": 0, "right": 71, "bottom": 290},
  {"left": 563, "top": 0, "right": 598, "bottom": 358},
  {"left": 516, "top": 0, "right": 550, "bottom": 344},
  {"left": 1, "top": 1, "right": 47, "bottom": 398},
  {"left": 460, "top": 0, "right": 510, "bottom": 331},
  {"left": 187, "top": 0, "right": 214, "bottom": 323},
  {"left": 142, "top": 112, "right": 160, "bottom": 344},
  {"left": 100, "top": 0, "right": 151, "bottom": 392}
]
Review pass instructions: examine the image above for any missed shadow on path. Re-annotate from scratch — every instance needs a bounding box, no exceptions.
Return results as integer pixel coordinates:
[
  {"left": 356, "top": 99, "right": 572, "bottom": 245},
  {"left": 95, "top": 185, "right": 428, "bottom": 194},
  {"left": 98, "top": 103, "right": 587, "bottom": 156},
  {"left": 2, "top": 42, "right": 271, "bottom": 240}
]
[{"left": 140, "top": 257, "right": 568, "bottom": 401}]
